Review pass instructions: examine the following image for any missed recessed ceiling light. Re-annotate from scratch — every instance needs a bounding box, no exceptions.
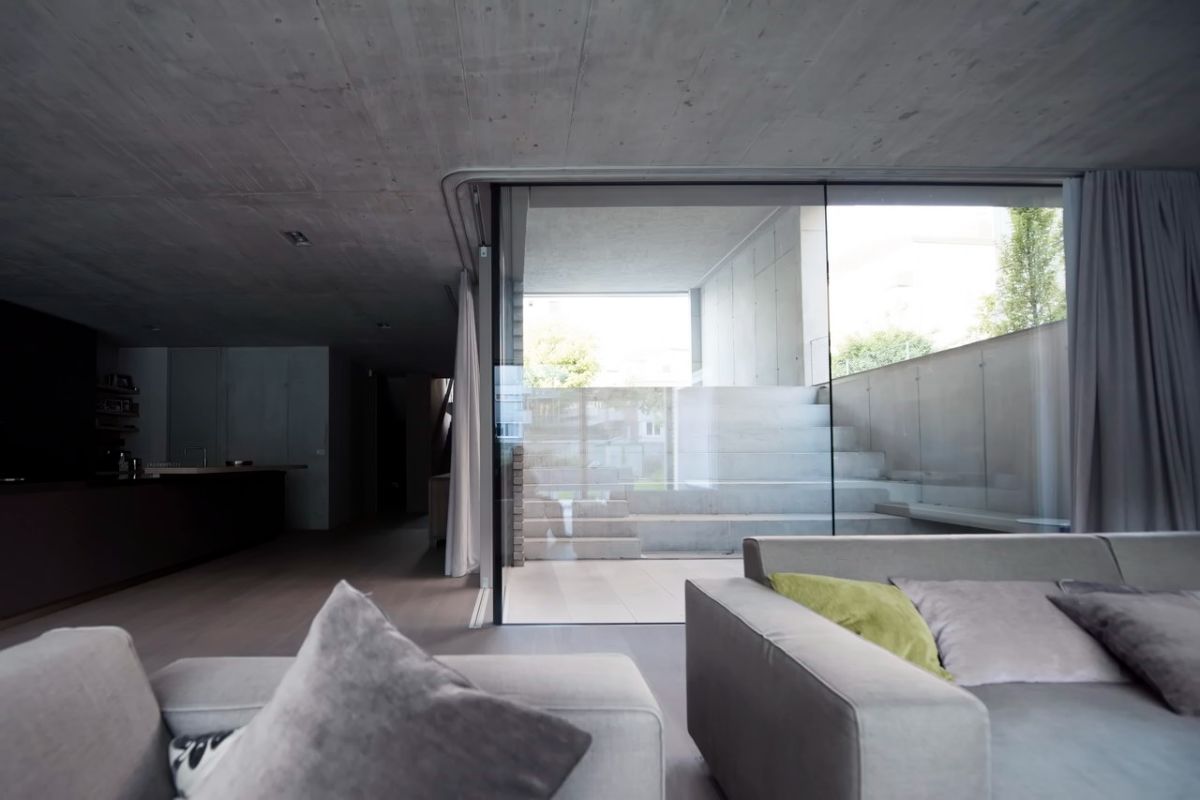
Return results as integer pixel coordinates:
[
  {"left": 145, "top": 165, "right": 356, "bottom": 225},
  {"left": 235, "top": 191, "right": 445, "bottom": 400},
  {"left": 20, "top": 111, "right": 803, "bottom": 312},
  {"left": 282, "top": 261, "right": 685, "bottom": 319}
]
[
  {"left": 282, "top": 230, "right": 312, "bottom": 246},
  {"left": 376, "top": 322, "right": 391, "bottom": 329}
]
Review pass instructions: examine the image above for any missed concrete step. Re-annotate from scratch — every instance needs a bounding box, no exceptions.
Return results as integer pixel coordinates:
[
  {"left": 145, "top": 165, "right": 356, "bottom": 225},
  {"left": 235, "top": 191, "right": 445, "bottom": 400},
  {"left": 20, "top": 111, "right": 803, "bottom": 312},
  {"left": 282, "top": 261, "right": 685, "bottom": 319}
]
[
  {"left": 676, "top": 404, "right": 833, "bottom": 429},
  {"left": 523, "top": 536, "right": 642, "bottom": 560},
  {"left": 521, "top": 447, "right": 668, "bottom": 469},
  {"left": 677, "top": 451, "right": 884, "bottom": 481},
  {"left": 675, "top": 426, "right": 859, "bottom": 454},
  {"left": 524, "top": 477, "right": 921, "bottom": 507},
  {"left": 632, "top": 512, "right": 913, "bottom": 554},
  {"left": 524, "top": 511, "right": 913, "bottom": 550},
  {"left": 675, "top": 385, "right": 822, "bottom": 406},
  {"left": 523, "top": 498, "right": 630, "bottom": 519},
  {"left": 624, "top": 482, "right": 882, "bottom": 514},
  {"left": 522, "top": 516, "right": 639, "bottom": 539},
  {"left": 525, "top": 466, "right": 637, "bottom": 486}
]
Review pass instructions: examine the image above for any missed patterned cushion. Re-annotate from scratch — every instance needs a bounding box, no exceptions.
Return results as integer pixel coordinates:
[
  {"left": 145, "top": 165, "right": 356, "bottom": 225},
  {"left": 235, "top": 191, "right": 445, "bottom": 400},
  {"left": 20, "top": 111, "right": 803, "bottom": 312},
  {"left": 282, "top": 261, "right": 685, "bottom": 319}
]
[{"left": 168, "top": 729, "right": 243, "bottom": 798}]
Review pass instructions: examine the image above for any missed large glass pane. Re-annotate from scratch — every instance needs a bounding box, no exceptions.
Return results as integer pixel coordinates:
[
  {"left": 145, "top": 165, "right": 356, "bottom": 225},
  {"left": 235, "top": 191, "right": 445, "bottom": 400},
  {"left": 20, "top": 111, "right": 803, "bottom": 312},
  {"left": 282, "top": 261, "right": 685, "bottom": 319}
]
[
  {"left": 826, "top": 186, "right": 1069, "bottom": 535},
  {"left": 496, "top": 186, "right": 832, "bottom": 623}
]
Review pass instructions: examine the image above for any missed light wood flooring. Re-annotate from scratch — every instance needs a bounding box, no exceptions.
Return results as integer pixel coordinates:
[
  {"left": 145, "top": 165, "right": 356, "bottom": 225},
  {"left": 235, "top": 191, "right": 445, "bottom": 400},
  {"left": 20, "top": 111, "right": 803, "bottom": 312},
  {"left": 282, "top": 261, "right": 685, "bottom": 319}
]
[{"left": 0, "top": 517, "right": 724, "bottom": 800}]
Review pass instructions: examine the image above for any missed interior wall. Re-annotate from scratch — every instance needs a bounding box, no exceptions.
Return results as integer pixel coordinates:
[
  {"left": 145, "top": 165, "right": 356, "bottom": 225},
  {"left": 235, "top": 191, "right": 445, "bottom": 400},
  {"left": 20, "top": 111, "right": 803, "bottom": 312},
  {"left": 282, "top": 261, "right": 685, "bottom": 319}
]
[
  {"left": 156, "top": 346, "right": 333, "bottom": 530},
  {"left": 404, "top": 374, "right": 434, "bottom": 514},
  {"left": 117, "top": 347, "right": 170, "bottom": 463},
  {"left": 328, "top": 349, "right": 365, "bottom": 530},
  {"left": 699, "top": 208, "right": 827, "bottom": 386}
]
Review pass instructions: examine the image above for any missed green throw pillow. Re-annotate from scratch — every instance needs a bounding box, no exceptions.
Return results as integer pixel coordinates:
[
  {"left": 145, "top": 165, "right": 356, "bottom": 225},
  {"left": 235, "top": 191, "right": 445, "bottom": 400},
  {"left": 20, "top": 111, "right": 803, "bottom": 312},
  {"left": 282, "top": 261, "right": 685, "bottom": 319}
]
[{"left": 770, "top": 572, "right": 953, "bottom": 681}]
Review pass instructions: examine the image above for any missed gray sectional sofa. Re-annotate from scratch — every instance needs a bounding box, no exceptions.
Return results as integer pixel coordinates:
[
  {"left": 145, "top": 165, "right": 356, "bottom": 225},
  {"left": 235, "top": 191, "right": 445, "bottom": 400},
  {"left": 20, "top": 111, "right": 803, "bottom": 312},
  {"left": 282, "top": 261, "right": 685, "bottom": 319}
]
[
  {"left": 686, "top": 532, "right": 1200, "bottom": 800},
  {"left": 0, "top": 627, "right": 665, "bottom": 800}
]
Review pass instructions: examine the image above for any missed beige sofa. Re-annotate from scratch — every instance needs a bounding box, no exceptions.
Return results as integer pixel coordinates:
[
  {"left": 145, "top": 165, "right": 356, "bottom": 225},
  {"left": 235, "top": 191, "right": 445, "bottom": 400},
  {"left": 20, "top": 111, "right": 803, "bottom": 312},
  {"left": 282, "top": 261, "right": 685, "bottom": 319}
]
[
  {"left": 686, "top": 532, "right": 1200, "bottom": 800},
  {"left": 0, "top": 628, "right": 665, "bottom": 800}
]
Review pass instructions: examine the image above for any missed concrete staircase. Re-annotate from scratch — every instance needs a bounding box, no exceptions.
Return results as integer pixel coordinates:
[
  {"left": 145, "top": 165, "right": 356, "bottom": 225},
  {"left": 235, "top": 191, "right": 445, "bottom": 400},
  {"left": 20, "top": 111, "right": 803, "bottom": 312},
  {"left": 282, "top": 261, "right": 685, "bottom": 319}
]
[{"left": 521, "top": 386, "right": 914, "bottom": 559}]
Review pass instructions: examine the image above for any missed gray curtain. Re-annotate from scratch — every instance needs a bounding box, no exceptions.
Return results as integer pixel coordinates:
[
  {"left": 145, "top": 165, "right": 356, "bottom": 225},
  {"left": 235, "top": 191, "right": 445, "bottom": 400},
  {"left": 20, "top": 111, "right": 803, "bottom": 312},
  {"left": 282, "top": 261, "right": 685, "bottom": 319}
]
[{"left": 1069, "top": 170, "right": 1200, "bottom": 531}]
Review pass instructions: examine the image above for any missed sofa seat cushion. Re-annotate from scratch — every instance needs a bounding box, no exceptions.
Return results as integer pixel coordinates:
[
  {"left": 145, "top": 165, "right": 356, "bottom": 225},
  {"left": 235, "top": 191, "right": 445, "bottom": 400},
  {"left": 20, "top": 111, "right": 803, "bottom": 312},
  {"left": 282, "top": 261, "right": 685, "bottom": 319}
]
[{"left": 970, "top": 682, "right": 1200, "bottom": 800}]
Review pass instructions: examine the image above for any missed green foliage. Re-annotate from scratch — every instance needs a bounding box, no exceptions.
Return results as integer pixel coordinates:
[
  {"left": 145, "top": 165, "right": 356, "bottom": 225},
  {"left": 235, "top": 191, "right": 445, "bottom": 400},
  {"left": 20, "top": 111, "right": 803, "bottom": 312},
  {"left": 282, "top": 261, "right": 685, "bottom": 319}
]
[
  {"left": 977, "top": 207, "right": 1066, "bottom": 337},
  {"left": 525, "top": 324, "right": 600, "bottom": 388},
  {"left": 832, "top": 329, "right": 934, "bottom": 377}
]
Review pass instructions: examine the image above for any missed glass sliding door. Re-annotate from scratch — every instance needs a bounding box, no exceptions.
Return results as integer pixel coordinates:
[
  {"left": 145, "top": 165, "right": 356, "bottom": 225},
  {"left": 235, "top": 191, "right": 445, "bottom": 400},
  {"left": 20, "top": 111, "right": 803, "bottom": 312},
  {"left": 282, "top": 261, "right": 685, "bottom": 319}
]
[
  {"left": 494, "top": 185, "right": 833, "bottom": 623},
  {"left": 825, "top": 185, "right": 1070, "bottom": 535},
  {"left": 490, "top": 180, "right": 1072, "bottom": 624}
]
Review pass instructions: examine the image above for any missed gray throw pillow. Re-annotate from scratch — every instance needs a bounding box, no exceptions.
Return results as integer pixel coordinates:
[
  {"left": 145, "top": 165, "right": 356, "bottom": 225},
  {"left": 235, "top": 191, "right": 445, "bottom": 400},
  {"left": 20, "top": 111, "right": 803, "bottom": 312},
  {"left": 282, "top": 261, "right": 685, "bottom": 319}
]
[
  {"left": 191, "top": 581, "right": 591, "bottom": 799},
  {"left": 892, "top": 578, "right": 1126, "bottom": 686},
  {"left": 1049, "top": 592, "right": 1200, "bottom": 715}
]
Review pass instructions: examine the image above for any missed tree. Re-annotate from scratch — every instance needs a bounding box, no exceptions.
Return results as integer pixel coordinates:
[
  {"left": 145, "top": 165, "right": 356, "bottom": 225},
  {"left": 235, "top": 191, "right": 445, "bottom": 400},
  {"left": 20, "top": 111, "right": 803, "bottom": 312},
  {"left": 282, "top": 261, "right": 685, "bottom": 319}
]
[
  {"left": 525, "top": 324, "right": 600, "bottom": 388},
  {"left": 977, "top": 207, "right": 1066, "bottom": 337},
  {"left": 832, "top": 329, "right": 934, "bottom": 377}
]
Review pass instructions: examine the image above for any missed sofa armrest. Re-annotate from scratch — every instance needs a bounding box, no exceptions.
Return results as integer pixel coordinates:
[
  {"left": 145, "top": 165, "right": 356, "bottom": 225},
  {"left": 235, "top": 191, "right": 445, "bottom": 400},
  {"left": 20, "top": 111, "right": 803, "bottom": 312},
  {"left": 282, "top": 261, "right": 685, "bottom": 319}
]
[{"left": 686, "top": 578, "right": 989, "bottom": 800}]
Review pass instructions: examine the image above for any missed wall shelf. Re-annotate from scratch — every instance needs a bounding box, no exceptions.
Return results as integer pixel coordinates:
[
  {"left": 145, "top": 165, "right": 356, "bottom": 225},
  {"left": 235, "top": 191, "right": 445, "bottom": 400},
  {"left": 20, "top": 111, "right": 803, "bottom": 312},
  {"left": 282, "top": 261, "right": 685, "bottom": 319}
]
[{"left": 96, "top": 384, "right": 139, "bottom": 396}]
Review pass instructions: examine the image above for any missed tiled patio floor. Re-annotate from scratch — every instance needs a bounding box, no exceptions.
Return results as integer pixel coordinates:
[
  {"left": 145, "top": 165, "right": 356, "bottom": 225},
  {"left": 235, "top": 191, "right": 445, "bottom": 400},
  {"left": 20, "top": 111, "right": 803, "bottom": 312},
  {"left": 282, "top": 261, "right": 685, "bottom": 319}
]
[{"left": 502, "top": 557, "right": 743, "bottom": 624}]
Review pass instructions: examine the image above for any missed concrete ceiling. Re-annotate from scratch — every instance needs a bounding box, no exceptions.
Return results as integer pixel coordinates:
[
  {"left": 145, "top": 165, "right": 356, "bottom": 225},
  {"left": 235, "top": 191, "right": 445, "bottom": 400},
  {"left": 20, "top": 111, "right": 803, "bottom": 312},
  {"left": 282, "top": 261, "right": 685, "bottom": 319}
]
[
  {"left": 1, "top": 1, "right": 1198, "bottom": 374},
  {"left": 524, "top": 206, "right": 775, "bottom": 293}
]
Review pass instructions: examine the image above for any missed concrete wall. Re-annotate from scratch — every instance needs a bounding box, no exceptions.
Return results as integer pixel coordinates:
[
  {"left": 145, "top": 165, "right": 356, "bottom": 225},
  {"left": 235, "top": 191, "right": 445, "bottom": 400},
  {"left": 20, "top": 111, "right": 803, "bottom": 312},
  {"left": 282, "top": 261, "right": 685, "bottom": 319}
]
[
  {"left": 404, "top": 375, "right": 435, "bottom": 514},
  {"left": 699, "top": 207, "right": 828, "bottom": 387},
  {"left": 831, "top": 321, "right": 1069, "bottom": 519},
  {"left": 328, "top": 349, "right": 355, "bottom": 530}
]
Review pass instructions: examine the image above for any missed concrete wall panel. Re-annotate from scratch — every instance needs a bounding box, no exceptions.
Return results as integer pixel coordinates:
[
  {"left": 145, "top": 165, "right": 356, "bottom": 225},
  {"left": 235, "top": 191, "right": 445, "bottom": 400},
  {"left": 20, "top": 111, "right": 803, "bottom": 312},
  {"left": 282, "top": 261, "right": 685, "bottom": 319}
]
[
  {"left": 753, "top": 261, "right": 778, "bottom": 385},
  {"left": 732, "top": 249, "right": 755, "bottom": 386},
  {"left": 917, "top": 348, "right": 986, "bottom": 508},
  {"left": 775, "top": 248, "right": 802, "bottom": 385},
  {"left": 866, "top": 364, "right": 922, "bottom": 479}
]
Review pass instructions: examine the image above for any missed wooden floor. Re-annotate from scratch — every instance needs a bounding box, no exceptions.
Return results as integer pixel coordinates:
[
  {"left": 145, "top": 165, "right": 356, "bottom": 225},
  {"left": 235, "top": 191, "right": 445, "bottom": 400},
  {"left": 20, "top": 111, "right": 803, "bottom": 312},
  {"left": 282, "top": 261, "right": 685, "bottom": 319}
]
[{"left": 0, "top": 516, "right": 724, "bottom": 800}]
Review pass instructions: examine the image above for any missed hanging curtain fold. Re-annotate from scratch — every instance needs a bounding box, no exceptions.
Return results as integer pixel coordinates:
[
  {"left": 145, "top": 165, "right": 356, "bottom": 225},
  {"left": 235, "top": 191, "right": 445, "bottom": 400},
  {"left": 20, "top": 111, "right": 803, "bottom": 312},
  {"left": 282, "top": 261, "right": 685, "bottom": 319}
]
[
  {"left": 446, "top": 269, "right": 481, "bottom": 577},
  {"left": 1069, "top": 170, "right": 1200, "bottom": 531}
]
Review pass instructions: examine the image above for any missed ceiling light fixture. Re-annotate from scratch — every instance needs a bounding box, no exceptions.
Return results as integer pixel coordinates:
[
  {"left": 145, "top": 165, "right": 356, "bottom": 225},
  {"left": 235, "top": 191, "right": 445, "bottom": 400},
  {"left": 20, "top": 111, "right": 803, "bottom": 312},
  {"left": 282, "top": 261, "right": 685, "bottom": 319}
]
[{"left": 282, "top": 230, "right": 312, "bottom": 246}]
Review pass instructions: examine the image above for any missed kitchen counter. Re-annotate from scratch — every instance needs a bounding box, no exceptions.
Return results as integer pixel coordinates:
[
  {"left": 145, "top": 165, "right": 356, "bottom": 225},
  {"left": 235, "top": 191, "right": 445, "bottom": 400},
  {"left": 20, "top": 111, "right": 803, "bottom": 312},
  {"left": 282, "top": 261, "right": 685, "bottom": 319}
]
[
  {"left": 143, "top": 464, "right": 306, "bottom": 476},
  {"left": 1, "top": 469, "right": 287, "bottom": 621}
]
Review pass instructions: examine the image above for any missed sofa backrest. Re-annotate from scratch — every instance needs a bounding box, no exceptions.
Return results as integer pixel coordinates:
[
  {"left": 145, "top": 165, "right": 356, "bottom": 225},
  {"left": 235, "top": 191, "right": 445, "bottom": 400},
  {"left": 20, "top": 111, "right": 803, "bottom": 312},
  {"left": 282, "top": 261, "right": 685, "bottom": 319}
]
[
  {"left": 1102, "top": 532, "right": 1200, "bottom": 590},
  {"left": 0, "top": 627, "right": 174, "bottom": 800},
  {"left": 743, "top": 534, "right": 1124, "bottom": 585}
]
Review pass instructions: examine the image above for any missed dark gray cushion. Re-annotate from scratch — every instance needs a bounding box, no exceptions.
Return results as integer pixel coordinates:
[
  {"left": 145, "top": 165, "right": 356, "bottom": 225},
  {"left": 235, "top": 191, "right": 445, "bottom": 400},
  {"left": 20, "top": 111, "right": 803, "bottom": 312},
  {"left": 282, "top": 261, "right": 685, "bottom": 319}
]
[
  {"left": 971, "top": 682, "right": 1200, "bottom": 800},
  {"left": 1049, "top": 592, "right": 1200, "bottom": 715},
  {"left": 891, "top": 578, "right": 1125, "bottom": 685},
  {"left": 192, "top": 581, "right": 591, "bottom": 799}
]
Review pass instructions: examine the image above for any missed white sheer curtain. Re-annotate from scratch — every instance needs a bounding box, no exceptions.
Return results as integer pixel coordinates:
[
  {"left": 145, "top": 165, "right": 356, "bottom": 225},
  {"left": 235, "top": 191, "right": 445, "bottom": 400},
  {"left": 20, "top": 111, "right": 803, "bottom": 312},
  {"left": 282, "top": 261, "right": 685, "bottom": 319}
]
[{"left": 446, "top": 269, "right": 480, "bottom": 577}]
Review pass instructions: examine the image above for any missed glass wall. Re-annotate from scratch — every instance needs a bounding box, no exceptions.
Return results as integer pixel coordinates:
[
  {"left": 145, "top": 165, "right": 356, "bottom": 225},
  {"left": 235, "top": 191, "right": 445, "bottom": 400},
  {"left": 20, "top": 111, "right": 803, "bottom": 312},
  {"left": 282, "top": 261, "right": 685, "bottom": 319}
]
[
  {"left": 826, "top": 185, "right": 1069, "bottom": 534},
  {"left": 492, "top": 182, "right": 1070, "bottom": 623}
]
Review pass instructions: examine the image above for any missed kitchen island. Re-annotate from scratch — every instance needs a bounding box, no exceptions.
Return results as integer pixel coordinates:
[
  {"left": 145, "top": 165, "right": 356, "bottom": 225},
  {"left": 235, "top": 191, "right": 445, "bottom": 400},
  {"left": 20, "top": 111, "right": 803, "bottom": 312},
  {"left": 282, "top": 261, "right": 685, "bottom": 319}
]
[{"left": 0, "top": 467, "right": 299, "bottom": 622}]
